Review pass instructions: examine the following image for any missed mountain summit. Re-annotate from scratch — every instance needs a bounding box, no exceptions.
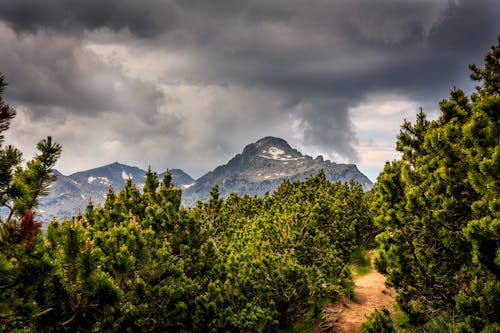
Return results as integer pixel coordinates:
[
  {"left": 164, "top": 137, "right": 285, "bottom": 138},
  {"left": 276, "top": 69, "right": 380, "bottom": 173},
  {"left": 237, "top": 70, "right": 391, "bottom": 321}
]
[
  {"left": 37, "top": 137, "right": 373, "bottom": 221},
  {"left": 183, "top": 136, "right": 373, "bottom": 205}
]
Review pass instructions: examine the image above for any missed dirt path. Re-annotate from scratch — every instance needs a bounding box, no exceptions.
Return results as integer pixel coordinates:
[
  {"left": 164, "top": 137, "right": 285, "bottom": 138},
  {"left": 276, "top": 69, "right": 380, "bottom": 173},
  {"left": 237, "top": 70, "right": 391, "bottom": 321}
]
[{"left": 314, "top": 271, "right": 395, "bottom": 332}]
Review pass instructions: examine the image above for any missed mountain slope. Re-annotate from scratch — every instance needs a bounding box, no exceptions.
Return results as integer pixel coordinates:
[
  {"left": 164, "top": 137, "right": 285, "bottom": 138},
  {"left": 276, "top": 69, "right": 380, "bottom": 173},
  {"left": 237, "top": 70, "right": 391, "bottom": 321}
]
[
  {"left": 39, "top": 163, "right": 194, "bottom": 221},
  {"left": 38, "top": 137, "right": 373, "bottom": 219},
  {"left": 159, "top": 169, "right": 195, "bottom": 189},
  {"left": 183, "top": 136, "right": 373, "bottom": 205}
]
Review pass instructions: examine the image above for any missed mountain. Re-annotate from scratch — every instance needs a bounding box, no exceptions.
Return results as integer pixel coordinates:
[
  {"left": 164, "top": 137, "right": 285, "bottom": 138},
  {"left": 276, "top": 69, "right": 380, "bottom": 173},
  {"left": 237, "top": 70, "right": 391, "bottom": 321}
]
[
  {"left": 183, "top": 136, "right": 373, "bottom": 205},
  {"left": 38, "top": 163, "right": 194, "bottom": 221},
  {"left": 159, "top": 169, "right": 195, "bottom": 190},
  {"left": 37, "top": 137, "right": 373, "bottom": 221}
]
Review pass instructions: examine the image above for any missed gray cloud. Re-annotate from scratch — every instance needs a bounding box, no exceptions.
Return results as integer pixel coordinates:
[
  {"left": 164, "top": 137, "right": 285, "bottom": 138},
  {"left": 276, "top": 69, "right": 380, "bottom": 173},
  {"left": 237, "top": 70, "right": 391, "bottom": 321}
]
[
  {"left": 292, "top": 97, "right": 359, "bottom": 162},
  {"left": 0, "top": 0, "right": 181, "bottom": 38},
  {"left": 0, "top": 0, "right": 499, "bottom": 176},
  {"left": 0, "top": 24, "right": 168, "bottom": 119}
]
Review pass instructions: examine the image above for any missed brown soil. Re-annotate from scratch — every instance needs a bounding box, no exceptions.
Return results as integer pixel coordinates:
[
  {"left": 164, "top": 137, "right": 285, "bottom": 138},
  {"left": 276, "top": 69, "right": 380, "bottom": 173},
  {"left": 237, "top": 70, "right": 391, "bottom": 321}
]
[{"left": 314, "top": 271, "right": 395, "bottom": 333}]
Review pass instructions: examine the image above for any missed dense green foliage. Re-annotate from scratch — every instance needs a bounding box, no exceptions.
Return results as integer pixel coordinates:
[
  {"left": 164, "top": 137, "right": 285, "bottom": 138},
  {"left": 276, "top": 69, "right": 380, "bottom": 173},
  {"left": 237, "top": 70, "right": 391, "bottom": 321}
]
[
  {"left": 360, "top": 308, "right": 395, "bottom": 333},
  {"left": 189, "top": 174, "right": 372, "bottom": 330},
  {"left": 372, "top": 37, "right": 499, "bottom": 331},
  {"left": 0, "top": 78, "right": 373, "bottom": 333},
  {"left": 2, "top": 37, "right": 498, "bottom": 332},
  {"left": 0, "top": 74, "right": 64, "bottom": 331}
]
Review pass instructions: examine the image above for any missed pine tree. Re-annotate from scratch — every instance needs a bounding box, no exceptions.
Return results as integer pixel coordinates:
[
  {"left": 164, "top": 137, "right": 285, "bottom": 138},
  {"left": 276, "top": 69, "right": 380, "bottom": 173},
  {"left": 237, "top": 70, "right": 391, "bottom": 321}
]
[
  {"left": 0, "top": 74, "right": 63, "bottom": 330},
  {"left": 372, "top": 37, "right": 499, "bottom": 331}
]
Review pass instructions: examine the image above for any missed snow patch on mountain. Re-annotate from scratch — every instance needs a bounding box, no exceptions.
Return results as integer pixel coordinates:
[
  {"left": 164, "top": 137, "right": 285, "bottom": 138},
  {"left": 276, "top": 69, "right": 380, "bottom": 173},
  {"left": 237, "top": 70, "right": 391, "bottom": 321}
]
[
  {"left": 263, "top": 146, "right": 285, "bottom": 158},
  {"left": 88, "top": 176, "right": 110, "bottom": 185},
  {"left": 182, "top": 182, "right": 195, "bottom": 189},
  {"left": 259, "top": 146, "right": 304, "bottom": 161},
  {"left": 99, "top": 177, "right": 110, "bottom": 185}
]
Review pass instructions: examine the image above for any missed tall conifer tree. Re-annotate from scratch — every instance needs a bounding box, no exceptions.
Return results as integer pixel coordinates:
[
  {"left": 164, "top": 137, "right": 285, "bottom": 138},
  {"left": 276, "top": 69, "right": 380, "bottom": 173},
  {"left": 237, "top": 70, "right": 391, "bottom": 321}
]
[{"left": 372, "top": 37, "right": 499, "bottom": 331}]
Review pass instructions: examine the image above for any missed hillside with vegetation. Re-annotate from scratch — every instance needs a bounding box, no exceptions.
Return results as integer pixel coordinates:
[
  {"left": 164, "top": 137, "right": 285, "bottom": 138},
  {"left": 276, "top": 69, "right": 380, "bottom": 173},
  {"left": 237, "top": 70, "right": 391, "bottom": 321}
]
[
  {"left": 0, "top": 37, "right": 498, "bottom": 332},
  {"left": 1, "top": 165, "right": 372, "bottom": 331},
  {"left": 364, "top": 37, "right": 500, "bottom": 332}
]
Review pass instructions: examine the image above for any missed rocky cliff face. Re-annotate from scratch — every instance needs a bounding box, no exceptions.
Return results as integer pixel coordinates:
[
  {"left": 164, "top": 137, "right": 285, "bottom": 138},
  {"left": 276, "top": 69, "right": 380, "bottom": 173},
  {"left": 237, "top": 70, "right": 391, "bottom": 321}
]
[{"left": 183, "top": 136, "right": 373, "bottom": 205}]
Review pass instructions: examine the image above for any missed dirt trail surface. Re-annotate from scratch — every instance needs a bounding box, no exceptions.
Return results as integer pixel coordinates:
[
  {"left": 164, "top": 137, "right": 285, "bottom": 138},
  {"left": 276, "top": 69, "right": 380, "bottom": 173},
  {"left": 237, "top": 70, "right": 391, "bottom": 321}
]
[{"left": 315, "top": 271, "right": 395, "bottom": 333}]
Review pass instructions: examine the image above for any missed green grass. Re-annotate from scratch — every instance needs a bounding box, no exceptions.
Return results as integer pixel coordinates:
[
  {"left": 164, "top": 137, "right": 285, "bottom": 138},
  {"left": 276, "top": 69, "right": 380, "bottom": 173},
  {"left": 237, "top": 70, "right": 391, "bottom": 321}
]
[{"left": 349, "top": 246, "right": 373, "bottom": 277}]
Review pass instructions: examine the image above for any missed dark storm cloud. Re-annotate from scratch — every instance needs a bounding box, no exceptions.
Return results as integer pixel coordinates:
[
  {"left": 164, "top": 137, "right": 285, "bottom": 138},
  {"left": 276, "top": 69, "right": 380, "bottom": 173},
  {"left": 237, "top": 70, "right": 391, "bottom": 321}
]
[
  {"left": 293, "top": 97, "right": 359, "bottom": 161},
  {"left": 0, "top": 24, "right": 167, "bottom": 120},
  {"left": 1, "top": 0, "right": 499, "bottom": 162},
  {"left": 0, "top": 0, "right": 180, "bottom": 38}
]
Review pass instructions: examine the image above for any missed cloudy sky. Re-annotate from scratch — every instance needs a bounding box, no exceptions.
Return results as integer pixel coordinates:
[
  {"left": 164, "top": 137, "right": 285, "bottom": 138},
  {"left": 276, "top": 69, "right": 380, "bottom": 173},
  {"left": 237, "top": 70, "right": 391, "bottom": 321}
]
[{"left": 0, "top": 0, "right": 498, "bottom": 181}]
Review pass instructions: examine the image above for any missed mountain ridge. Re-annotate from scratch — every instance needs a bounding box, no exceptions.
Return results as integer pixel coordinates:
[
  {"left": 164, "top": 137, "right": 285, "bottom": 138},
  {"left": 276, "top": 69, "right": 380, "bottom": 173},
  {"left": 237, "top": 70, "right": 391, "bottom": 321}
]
[
  {"left": 38, "top": 137, "right": 373, "bottom": 221},
  {"left": 39, "top": 163, "right": 194, "bottom": 221},
  {"left": 183, "top": 136, "right": 373, "bottom": 205}
]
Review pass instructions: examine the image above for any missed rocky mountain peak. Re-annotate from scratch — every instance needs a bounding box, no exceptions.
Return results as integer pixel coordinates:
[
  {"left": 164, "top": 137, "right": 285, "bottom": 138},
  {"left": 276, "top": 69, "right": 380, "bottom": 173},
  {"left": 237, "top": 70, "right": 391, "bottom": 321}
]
[
  {"left": 242, "top": 136, "right": 302, "bottom": 160},
  {"left": 255, "top": 136, "right": 292, "bottom": 150},
  {"left": 183, "top": 136, "right": 373, "bottom": 206}
]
